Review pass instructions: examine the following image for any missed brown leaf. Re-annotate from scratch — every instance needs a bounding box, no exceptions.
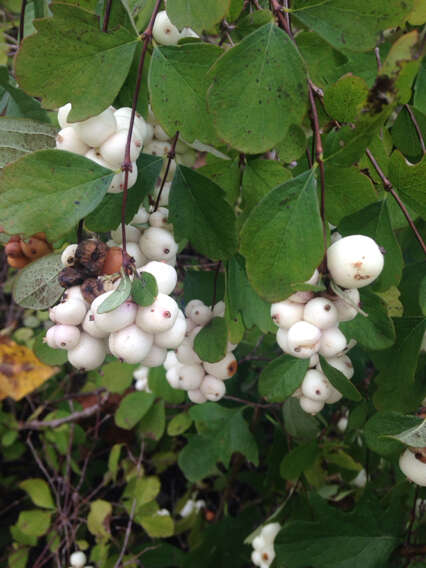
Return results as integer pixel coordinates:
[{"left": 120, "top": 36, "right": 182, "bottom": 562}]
[{"left": 0, "top": 337, "right": 57, "bottom": 400}]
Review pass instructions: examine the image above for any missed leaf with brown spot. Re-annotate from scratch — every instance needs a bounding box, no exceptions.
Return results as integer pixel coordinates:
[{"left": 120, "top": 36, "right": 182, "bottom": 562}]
[{"left": 0, "top": 337, "right": 57, "bottom": 400}]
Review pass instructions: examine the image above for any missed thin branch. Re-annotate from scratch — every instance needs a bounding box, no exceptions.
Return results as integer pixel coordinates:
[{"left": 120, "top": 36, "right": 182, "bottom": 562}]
[
  {"left": 19, "top": 0, "right": 27, "bottom": 43},
  {"left": 224, "top": 395, "right": 280, "bottom": 409},
  {"left": 153, "top": 130, "right": 180, "bottom": 211},
  {"left": 404, "top": 104, "right": 426, "bottom": 154},
  {"left": 406, "top": 485, "right": 420, "bottom": 544},
  {"left": 365, "top": 148, "right": 426, "bottom": 255},
  {"left": 113, "top": 441, "right": 145, "bottom": 568},
  {"left": 210, "top": 260, "right": 222, "bottom": 310},
  {"left": 20, "top": 393, "right": 109, "bottom": 430},
  {"left": 102, "top": 0, "right": 113, "bottom": 33},
  {"left": 308, "top": 82, "right": 327, "bottom": 269},
  {"left": 121, "top": 0, "right": 162, "bottom": 266}
]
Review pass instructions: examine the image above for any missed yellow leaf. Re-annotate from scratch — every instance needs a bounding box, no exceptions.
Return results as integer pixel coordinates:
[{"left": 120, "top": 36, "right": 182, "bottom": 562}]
[{"left": 0, "top": 337, "right": 57, "bottom": 400}]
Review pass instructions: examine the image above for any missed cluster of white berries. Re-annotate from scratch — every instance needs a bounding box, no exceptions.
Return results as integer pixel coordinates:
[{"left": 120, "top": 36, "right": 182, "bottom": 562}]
[
  {"left": 46, "top": 259, "right": 186, "bottom": 371},
  {"left": 272, "top": 235, "right": 384, "bottom": 415},
  {"left": 250, "top": 523, "right": 281, "bottom": 568},
  {"left": 152, "top": 10, "right": 198, "bottom": 46},
  {"left": 399, "top": 449, "right": 426, "bottom": 487},
  {"left": 109, "top": 204, "right": 178, "bottom": 268},
  {"left": 56, "top": 104, "right": 148, "bottom": 194},
  {"left": 68, "top": 551, "right": 93, "bottom": 568},
  {"left": 133, "top": 365, "right": 151, "bottom": 392},
  {"left": 164, "top": 300, "right": 238, "bottom": 403}
]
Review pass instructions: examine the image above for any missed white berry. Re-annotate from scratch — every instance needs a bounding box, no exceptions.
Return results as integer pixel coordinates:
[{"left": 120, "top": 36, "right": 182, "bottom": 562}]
[
  {"left": 93, "top": 293, "right": 137, "bottom": 333},
  {"left": 153, "top": 11, "right": 181, "bottom": 45},
  {"left": 299, "top": 396, "right": 324, "bottom": 415},
  {"left": 70, "top": 551, "right": 87, "bottom": 568},
  {"left": 399, "top": 449, "right": 426, "bottom": 486},
  {"left": 52, "top": 324, "right": 81, "bottom": 350},
  {"left": 327, "top": 235, "right": 384, "bottom": 289},
  {"left": 73, "top": 107, "right": 117, "bottom": 147},
  {"left": 140, "top": 344, "right": 167, "bottom": 367},
  {"left": 319, "top": 327, "right": 347, "bottom": 358},
  {"left": 136, "top": 293, "right": 178, "bottom": 334},
  {"left": 82, "top": 310, "right": 109, "bottom": 339},
  {"left": 200, "top": 375, "right": 226, "bottom": 401},
  {"left": 58, "top": 103, "right": 72, "bottom": 129},
  {"left": 49, "top": 299, "right": 87, "bottom": 326},
  {"left": 141, "top": 261, "right": 177, "bottom": 295},
  {"left": 139, "top": 227, "right": 178, "bottom": 262},
  {"left": 178, "top": 364, "right": 204, "bottom": 390},
  {"left": 333, "top": 288, "right": 360, "bottom": 322},
  {"left": 111, "top": 224, "right": 141, "bottom": 244},
  {"left": 203, "top": 353, "right": 237, "bottom": 380},
  {"left": 61, "top": 244, "right": 78, "bottom": 267},
  {"left": 56, "top": 127, "right": 89, "bottom": 155},
  {"left": 301, "top": 369, "right": 331, "bottom": 401},
  {"left": 271, "top": 300, "right": 304, "bottom": 329},
  {"left": 287, "top": 321, "right": 321, "bottom": 359},
  {"left": 154, "top": 311, "right": 186, "bottom": 349},
  {"left": 67, "top": 333, "right": 106, "bottom": 370},
  {"left": 109, "top": 324, "right": 153, "bottom": 363},
  {"left": 99, "top": 130, "right": 142, "bottom": 169},
  {"left": 303, "top": 297, "right": 339, "bottom": 329},
  {"left": 187, "top": 389, "right": 207, "bottom": 404}
]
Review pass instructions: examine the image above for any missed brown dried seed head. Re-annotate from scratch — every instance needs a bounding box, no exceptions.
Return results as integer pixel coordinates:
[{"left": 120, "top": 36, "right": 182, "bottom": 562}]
[
  {"left": 75, "top": 239, "right": 108, "bottom": 275},
  {"left": 5, "top": 241, "right": 23, "bottom": 258},
  {"left": 20, "top": 237, "right": 52, "bottom": 260},
  {"left": 58, "top": 267, "right": 85, "bottom": 288},
  {"left": 102, "top": 247, "right": 123, "bottom": 275},
  {"left": 8, "top": 255, "right": 30, "bottom": 268},
  {"left": 81, "top": 277, "right": 107, "bottom": 304}
]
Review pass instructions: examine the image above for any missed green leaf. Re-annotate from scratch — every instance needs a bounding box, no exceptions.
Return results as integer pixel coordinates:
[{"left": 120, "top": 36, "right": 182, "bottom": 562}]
[
  {"left": 183, "top": 270, "right": 225, "bottom": 306},
  {"left": 125, "top": 476, "right": 161, "bottom": 509},
  {"left": 280, "top": 441, "right": 320, "bottom": 481},
  {"left": 139, "top": 400, "right": 166, "bottom": 440},
  {"left": 87, "top": 499, "right": 112, "bottom": 539},
  {"left": 381, "top": 31, "right": 421, "bottom": 104},
  {"left": 178, "top": 404, "right": 258, "bottom": 482},
  {"left": 15, "top": 3, "right": 138, "bottom": 121},
  {"left": 324, "top": 75, "right": 368, "bottom": 123},
  {"left": 0, "top": 117, "right": 56, "bottom": 169},
  {"left": 276, "top": 124, "right": 307, "bottom": 163},
  {"left": 169, "top": 166, "right": 238, "bottom": 260},
  {"left": 283, "top": 398, "right": 320, "bottom": 440},
  {"left": 167, "top": 0, "right": 230, "bottom": 33},
  {"left": 391, "top": 106, "right": 426, "bottom": 163},
  {"left": 240, "top": 170, "right": 323, "bottom": 302},
  {"left": 114, "top": 391, "right": 155, "bottom": 430},
  {"left": 414, "top": 59, "right": 426, "bottom": 114},
  {"left": 241, "top": 158, "right": 292, "bottom": 220},
  {"left": 198, "top": 155, "right": 240, "bottom": 205},
  {"left": 137, "top": 508, "right": 174, "bottom": 538},
  {"left": 99, "top": 360, "right": 135, "bottom": 394},
  {"left": 85, "top": 153, "right": 163, "bottom": 232},
  {"left": 365, "top": 411, "right": 422, "bottom": 458},
  {"left": 108, "top": 444, "right": 123, "bottom": 482},
  {"left": 340, "top": 289, "right": 395, "bottom": 350},
  {"left": 8, "top": 548, "right": 30, "bottom": 568},
  {"left": 131, "top": 272, "right": 158, "bottom": 307},
  {"left": 0, "top": 149, "right": 114, "bottom": 241},
  {"left": 373, "top": 317, "right": 425, "bottom": 412},
  {"left": 259, "top": 356, "right": 309, "bottom": 402},
  {"left": 193, "top": 317, "right": 228, "bottom": 363},
  {"left": 116, "top": 44, "right": 150, "bottom": 120},
  {"left": 388, "top": 151, "right": 426, "bottom": 218},
  {"left": 339, "top": 199, "right": 403, "bottom": 292},
  {"left": 17, "top": 510, "right": 51, "bottom": 537},
  {"left": 275, "top": 493, "right": 401, "bottom": 568},
  {"left": 98, "top": 275, "right": 131, "bottom": 314},
  {"left": 208, "top": 23, "right": 307, "bottom": 153},
  {"left": 399, "top": 262, "right": 426, "bottom": 317},
  {"left": 292, "top": 0, "right": 413, "bottom": 52},
  {"left": 0, "top": 66, "right": 49, "bottom": 122},
  {"left": 226, "top": 255, "right": 276, "bottom": 334},
  {"left": 148, "top": 366, "right": 186, "bottom": 404},
  {"left": 324, "top": 112, "right": 389, "bottom": 167},
  {"left": 323, "top": 166, "right": 378, "bottom": 225},
  {"left": 19, "top": 479, "right": 55, "bottom": 509},
  {"left": 149, "top": 43, "right": 222, "bottom": 146},
  {"left": 388, "top": 420, "right": 426, "bottom": 448},
  {"left": 319, "top": 356, "right": 362, "bottom": 402},
  {"left": 12, "top": 254, "right": 64, "bottom": 309},
  {"left": 167, "top": 412, "right": 193, "bottom": 436}
]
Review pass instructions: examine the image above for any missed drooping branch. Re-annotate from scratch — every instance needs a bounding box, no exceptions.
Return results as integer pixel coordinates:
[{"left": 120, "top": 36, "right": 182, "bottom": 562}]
[
  {"left": 102, "top": 0, "right": 114, "bottom": 33},
  {"left": 210, "top": 260, "right": 222, "bottom": 310},
  {"left": 120, "top": 0, "right": 162, "bottom": 267},
  {"left": 20, "top": 393, "right": 110, "bottom": 430},
  {"left": 19, "top": 0, "right": 28, "bottom": 43},
  {"left": 153, "top": 130, "right": 180, "bottom": 212},
  {"left": 365, "top": 148, "right": 426, "bottom": 255},
  {"left": 404, "top": 104, "right": 426, "bottom": 155}
]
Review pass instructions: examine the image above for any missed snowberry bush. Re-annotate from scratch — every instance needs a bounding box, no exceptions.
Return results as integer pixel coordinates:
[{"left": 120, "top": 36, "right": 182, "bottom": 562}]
[{"left": 0, "top": 1, "right": 424, "bottom": 567}]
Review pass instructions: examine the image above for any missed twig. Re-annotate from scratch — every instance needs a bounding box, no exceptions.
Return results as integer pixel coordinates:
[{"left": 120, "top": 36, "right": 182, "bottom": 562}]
[
  {"left": 121, "top": 0, "right": 162, "bottom": 266},
  {"left": 210, "top": 260, "right": 222, "bottom": 310},
  {"left": 365, "top": 148, "right": 426, "bottom": 255},
  {"left": 406, "top": 485, "right": 420, "bottom": 544},
  {"left": 102, "top": 0, "right": 113, "bottom": 33},
  {"left": 374, "top": 46, "right": 382, "bottom": 71},
  {"left": 404, "top": 104, "right": 426, "bottom": 154},
  {"left": 20, "top": 393, "right": 109, "bottom": 430},
  {"left": 153, "top": 130, "right": 180, "bottom": 211},
  {"left": 19, "top": 0, "right": 27, "bottom": 43},
  {"left": 113, "top": 441, "right": 145, "bottom": 568},
  {"left": 224, "top": 395, "right": 280, "bottom": 409},
  {"left": 308, "top": 82, "right": 327, "bottom": 270}
]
